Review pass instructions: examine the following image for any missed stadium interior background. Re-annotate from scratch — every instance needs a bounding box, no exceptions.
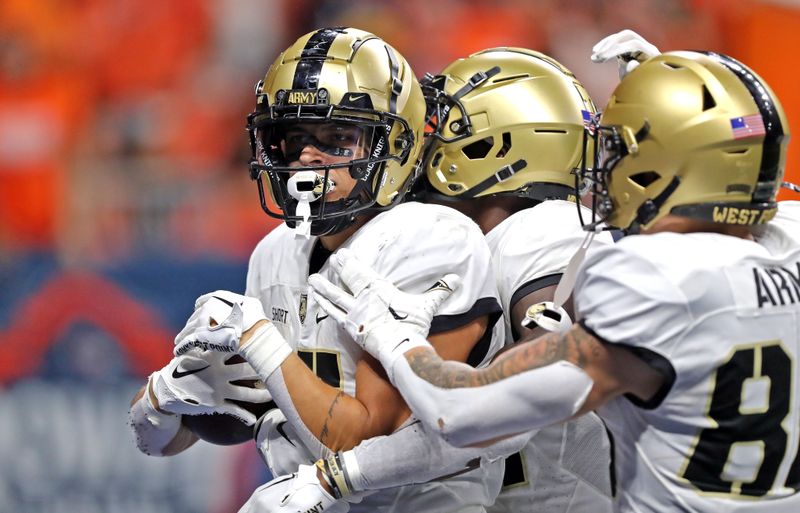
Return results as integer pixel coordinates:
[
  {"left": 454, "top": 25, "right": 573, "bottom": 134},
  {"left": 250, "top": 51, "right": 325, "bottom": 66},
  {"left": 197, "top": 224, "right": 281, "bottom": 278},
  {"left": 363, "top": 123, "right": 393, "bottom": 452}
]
[{"left": 0, "top": 1, "right": 798, "bottom": 512}]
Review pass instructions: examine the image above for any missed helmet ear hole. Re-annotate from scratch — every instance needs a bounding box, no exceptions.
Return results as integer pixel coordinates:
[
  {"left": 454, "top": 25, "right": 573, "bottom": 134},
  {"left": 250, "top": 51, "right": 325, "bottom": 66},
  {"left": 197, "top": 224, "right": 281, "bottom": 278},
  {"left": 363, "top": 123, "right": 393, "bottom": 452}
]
[
  {"left": 394, "top": 129, "right": 412, "bottom": 152},
  {"left": 396, "top": 131, "right": 412, "bottom": 165},
  {"left": 462, "top": 137, "right": 494, "bottom": 159},
  {"left": 630, "top": 171, "right": 661, "bottom": 188},
  {"left": 430, "top": 151, "right": 444, "bottom": 169}
]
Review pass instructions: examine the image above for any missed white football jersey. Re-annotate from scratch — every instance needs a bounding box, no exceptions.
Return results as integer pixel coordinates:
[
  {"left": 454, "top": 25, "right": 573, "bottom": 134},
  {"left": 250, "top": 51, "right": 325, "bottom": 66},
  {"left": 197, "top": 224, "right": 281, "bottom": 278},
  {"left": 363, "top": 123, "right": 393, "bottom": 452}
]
[
  {"left": 246, "top": 201, "right": 505, "bottom": 512},
  {"left": 486, "top": 200, "right": 614, "bottom": 513},
  {"left": 486, "top": 199, "right": 614, "bottom": 342},
  {"left": 575, "top": 201, "right": 800, "bottom": 513}
]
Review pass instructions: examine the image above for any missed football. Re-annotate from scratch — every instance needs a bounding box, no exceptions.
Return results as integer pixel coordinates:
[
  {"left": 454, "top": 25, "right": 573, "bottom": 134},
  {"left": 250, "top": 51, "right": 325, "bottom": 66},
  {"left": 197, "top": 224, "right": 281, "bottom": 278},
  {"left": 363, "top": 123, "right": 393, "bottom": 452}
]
[{"left": 181, "top": 355, "right": 276, "bottom": 445}]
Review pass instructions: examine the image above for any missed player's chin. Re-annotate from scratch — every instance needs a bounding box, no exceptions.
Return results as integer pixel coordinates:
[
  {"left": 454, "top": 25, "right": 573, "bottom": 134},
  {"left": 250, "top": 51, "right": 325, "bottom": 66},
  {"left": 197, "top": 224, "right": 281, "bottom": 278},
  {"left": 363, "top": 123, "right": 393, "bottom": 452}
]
[{"left": 323, "top": 192, "right": 345, "bottom": 203}]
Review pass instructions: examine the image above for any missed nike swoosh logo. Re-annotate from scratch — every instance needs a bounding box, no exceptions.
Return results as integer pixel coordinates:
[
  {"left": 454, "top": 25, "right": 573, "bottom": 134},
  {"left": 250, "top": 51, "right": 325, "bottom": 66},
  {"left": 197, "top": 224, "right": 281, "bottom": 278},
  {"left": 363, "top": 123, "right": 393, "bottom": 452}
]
[
  {"left": 172, "top": 364, "right": 210, "bottom": 379},
  {"left": 316, "top": 313, "right": 329, "bottom": 323},
  {"left": 390, "top": 338, "right": 410, "bottom": 353},
  {"left": 388, "top": 306, "right": 408, "bottom": 320},
  {"left": 425, "top": 279, "right": 454, "bottom": 293},
  {"left": 213, "top": 295, "right": 235, "bottom": 307},
  {"left": 349, "top": 94, "right": 366, "bottom": 101},
  {"left": 275, "top": 421, "right": 296, "bottom": 447}
]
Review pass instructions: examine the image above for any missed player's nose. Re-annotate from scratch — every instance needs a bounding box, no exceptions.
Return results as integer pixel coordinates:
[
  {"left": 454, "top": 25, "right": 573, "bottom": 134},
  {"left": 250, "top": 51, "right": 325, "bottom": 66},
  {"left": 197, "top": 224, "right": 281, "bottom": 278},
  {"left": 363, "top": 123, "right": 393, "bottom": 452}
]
[{"left": 297, "top": 143, "right": 326, "bottom": 166}]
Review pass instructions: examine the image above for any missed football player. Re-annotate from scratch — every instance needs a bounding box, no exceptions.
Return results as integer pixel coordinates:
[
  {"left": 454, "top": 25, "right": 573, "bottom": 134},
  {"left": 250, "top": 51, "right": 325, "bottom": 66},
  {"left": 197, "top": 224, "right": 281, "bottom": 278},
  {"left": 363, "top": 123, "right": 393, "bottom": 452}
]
[
  {"left": 131, "top": 27, "right": 506, "bottom": 513},
  {"left": 310, "top": 50, "right": 800, "bottom": 513},
  {"left": 232, "top": 47, "right": 619, "bottom": 513},
  {"left": 416, "top": 48, "right": 614, "bottom": 513}
]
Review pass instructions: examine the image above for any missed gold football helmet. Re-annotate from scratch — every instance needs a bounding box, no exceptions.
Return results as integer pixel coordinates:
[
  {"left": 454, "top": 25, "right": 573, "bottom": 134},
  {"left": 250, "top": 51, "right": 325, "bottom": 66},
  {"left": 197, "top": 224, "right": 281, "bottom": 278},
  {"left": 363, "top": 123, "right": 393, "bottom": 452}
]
[
  {"left": 421, "top": 47, "right": 597, "bottom": 202},
  {"left": 582, "top": 51, "right": 790, "bottom": 232},
  {"left": 246, "top": 27, "right": 426, "bottom": 235}
]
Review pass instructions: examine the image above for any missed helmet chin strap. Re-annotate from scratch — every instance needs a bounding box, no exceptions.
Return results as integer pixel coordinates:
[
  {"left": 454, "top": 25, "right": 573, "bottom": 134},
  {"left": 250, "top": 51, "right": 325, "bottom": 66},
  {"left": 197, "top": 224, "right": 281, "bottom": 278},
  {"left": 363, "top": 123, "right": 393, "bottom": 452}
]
[{"left": 635, "top": 175, "right": 681, "bottom": 228}]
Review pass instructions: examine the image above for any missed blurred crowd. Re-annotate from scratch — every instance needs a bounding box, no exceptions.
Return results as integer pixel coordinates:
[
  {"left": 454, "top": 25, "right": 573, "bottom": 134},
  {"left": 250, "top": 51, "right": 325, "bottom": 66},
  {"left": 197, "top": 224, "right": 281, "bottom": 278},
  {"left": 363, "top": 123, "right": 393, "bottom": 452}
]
[
  {"left": 1, "top": 3, "right": 798, "bottom": 513},
  {"left": 0, "top": 0, "right": 794, "bottom": 265}
]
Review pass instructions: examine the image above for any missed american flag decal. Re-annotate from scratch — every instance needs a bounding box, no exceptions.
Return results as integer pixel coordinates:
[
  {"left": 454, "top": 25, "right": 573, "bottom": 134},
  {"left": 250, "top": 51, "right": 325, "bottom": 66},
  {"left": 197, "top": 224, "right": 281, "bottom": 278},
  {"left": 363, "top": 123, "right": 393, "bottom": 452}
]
[
  {"left": 581, "top": 110, "right": 595, "bottom": 134},
  {"left": 730, "top": 114, "right": 766, "bottom": 139}
]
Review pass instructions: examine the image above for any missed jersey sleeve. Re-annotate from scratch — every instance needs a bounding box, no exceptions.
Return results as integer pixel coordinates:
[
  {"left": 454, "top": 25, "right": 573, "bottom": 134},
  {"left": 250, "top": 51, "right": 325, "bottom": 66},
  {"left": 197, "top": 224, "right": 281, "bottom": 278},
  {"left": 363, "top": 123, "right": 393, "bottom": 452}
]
[
  {"left": 393, "top": 210, "right": 500, "bottom": 334},
  {"left": 245, "top": 239, "right": 265, "bottom": 298},
  {"left": 245, "top": 227, "right": 287, "bottom": 298},
  {"left": 574, "top": 241, "right": 690, "bottom": 392},
  {"left": 495, "top": 230, "right": 581, "bottom": 313},
  {"left": 491, "top": 202, "right": 613, "bottom": 314},
  {"left": 354, "top": 204, "right": 502, "bottom": 341},
  {"left": 245, "top": 224, "right": 307, "bottom": 300}
]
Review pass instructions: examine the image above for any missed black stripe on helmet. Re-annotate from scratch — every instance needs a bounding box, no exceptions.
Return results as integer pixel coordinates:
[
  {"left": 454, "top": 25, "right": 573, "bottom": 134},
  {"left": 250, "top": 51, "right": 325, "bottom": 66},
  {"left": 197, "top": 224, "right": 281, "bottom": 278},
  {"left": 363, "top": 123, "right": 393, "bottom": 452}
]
[
  {"left": 384, "top": 45, "right": 401, "bottom": 115},
  {"left": 292, "top": 28, "right": 342, "bottom": 90},
  {"left": 702, "top": 52, "right": 785, "bottom": 204}
]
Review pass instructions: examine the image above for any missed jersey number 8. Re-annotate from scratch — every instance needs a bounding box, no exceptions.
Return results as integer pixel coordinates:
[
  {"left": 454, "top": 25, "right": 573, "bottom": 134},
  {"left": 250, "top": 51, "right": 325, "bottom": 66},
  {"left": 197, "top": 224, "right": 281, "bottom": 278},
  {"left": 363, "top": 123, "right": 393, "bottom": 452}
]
[{"left": 682, "top": 341, "right": 800, "bottom": 497}]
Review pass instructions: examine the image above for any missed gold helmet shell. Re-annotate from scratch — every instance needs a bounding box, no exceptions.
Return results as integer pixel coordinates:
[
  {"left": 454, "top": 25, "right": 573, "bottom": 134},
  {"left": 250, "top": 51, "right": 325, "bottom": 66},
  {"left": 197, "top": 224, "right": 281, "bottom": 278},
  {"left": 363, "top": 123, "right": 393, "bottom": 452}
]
[
  {"left": 246, "top": 27, "right": 426, "bottom": 235},
  {"left": 589, "top": 51, "right": 790, "bottom": 231},
  {"left": 422, "top": 47, "right": 597, "bottom": 201}
]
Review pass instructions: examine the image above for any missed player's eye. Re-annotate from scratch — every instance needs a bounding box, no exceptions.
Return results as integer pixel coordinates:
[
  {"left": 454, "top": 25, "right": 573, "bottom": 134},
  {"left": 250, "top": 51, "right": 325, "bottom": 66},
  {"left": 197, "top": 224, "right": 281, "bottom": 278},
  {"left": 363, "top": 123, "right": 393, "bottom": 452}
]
[
  {"left": 324, "top": 126, "right": 361, "bottom": 146},
  {"left": 284, "top": 132, "right": 307, "bottom": 145}
]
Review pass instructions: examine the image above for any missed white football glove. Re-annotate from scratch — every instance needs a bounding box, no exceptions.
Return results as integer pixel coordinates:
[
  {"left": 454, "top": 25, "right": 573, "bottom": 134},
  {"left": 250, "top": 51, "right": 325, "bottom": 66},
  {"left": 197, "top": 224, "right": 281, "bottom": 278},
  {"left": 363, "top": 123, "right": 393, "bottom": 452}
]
[
  {"left": 591, "top": 29, "right": 660, "bottom": 79},
  {"left": 150, "top": 351, "right": 272, "bottom": 425},
  {"left": 308, "top": 248, "right": 460, "bottom": 365},
  {"left": 174, "top": 290, "right": 268, "bottom": 356},
  {"left": 238, "top": 464, "right": 349, "bottom": 513}
]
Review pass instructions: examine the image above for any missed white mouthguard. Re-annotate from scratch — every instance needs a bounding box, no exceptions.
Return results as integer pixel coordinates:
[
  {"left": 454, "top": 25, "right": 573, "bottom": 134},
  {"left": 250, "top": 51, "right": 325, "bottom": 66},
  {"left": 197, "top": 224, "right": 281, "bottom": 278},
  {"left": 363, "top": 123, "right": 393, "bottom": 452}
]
[{"left": 287, "top": 172, "right": 336, "bottom": 239}]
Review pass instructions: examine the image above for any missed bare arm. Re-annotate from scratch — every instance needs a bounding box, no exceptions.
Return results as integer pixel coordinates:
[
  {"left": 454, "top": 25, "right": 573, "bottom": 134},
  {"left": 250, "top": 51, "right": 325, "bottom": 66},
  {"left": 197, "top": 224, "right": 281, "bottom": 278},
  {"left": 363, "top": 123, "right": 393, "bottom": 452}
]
[
  {"left": 275, "top": 352, "right": 409, "bottom": 452},
  {"left": 247, "top": 316, "right": 489, "bottom": 452},
  {"left": 387, "top": 323, "right": 664, "bottom": 445},
  {"left": 407, "top": 322, "right": 663, "bottom": 412}
]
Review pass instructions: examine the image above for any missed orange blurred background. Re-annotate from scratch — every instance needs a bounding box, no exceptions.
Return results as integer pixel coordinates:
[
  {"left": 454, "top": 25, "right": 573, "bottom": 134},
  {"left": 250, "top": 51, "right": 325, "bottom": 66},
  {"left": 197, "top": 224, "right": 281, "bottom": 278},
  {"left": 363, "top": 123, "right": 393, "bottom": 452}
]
[
  {"left": 0, "top": 0, "right": 798, "bottom": 262},
  {"left": 0, "top": 2, "right": 799, "bottom": 512}
]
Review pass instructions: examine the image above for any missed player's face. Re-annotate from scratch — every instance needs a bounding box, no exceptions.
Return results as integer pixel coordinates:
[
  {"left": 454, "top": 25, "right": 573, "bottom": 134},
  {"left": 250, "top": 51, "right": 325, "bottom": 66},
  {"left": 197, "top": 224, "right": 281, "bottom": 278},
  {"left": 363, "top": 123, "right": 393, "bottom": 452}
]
[{"left": 281, "top": 122, "right": 368, "bottom": 201}]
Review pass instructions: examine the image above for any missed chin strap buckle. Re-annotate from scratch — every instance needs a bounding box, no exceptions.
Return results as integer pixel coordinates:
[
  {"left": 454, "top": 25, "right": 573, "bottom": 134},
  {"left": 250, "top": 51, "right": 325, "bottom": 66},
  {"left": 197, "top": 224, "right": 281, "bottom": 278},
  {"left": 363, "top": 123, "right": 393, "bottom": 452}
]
[{"left": 521, "top": 301, "right": 573, "bottom": 332}]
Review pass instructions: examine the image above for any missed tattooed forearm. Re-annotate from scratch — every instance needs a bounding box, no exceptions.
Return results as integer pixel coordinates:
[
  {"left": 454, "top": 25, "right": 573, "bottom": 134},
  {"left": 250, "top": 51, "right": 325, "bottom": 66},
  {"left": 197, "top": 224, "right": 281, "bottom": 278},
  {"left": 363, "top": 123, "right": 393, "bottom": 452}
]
[
  {"left": 319, "top": 390, "right": 345, "bottom": 446},
  {"left": 406, "top": 325, "right": 601, "bottom": 389}
]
